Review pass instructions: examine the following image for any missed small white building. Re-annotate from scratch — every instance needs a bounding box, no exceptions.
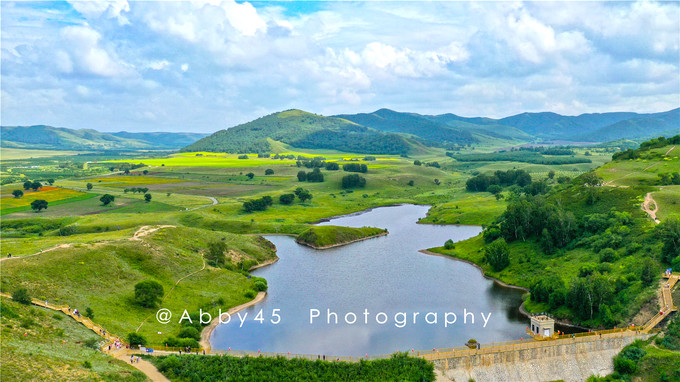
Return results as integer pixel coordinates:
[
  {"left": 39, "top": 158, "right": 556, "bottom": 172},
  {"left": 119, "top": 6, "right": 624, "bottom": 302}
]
[{"left": 530, "top": 314, "right": 555, "bottom": 338}]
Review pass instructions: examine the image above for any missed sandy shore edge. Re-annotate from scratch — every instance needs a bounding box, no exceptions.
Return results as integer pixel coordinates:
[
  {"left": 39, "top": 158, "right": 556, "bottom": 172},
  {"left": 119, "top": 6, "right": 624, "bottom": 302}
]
[{"left": 200, "top": 291, "right": 267, "bottom": 350}]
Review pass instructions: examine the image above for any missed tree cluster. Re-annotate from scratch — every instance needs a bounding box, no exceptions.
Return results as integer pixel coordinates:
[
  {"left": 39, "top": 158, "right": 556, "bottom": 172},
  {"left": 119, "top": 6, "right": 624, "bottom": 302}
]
[{"left": 243, "top": 196, "right": 274, "bottom": 212}]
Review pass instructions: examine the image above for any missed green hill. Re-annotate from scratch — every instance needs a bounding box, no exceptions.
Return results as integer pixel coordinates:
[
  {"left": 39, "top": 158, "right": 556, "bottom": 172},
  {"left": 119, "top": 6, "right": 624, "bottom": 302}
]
[
  {"left": 182, "top": 109, "right": 414, "bottom": 154},
  {"left": 576, "top": 109, "right": 680, "bottom": 142},
  {"left": 1, "top": 125, "right": 153, "bottom": 150},
  {"left": 111, "top": 131, "right": 208, "bottom": 148},
  {"left": 498, "top": 109, "right": 679, "bottom": 141},
  {"left": 1, "top": 126, "right": 206, "bottom": 151},
  {"left": 429, "top": 135, "right": 680, "bottom": 328},
  {"left": 334, "top": 108, "right": 478, "bottom": 147}
]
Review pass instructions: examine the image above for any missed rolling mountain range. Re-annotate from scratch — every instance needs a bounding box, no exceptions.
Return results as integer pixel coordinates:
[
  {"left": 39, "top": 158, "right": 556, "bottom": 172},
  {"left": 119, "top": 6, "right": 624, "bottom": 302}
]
[
  {"left": 0, "top": 125, "right": 207, "bottom": 151},
  {"left": 2, "top": 108, "right": 678, "bottom": 154}
]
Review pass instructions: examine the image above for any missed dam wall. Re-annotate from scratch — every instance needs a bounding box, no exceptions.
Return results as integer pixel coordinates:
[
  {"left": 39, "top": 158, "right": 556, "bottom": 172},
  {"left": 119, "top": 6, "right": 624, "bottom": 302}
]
[{"left": 432, "top": 333, "right": 652, "bottom": 382}]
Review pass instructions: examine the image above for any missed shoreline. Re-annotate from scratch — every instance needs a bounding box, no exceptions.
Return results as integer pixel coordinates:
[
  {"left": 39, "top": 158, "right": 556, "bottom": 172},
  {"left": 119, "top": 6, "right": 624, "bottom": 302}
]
[
  {"left": 418, "top": 249, "right": 590, "bottom": 331},
  {"left": 200, "top": 291, "right": 268, "bottom": 350},
  {"left": 296, "top": 231, "right": 388, "bottom": 250}
]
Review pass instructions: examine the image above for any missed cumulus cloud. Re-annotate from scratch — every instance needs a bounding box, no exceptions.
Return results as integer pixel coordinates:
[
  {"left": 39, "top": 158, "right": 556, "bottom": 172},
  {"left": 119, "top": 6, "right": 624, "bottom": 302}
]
[{"left": 0, "top": 0, "right": 677, "bottom": 131}]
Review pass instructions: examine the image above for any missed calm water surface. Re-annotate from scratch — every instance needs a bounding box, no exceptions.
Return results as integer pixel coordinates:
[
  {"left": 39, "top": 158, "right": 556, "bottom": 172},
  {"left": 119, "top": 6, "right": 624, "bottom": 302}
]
[{"left": 211, "top": 204, "right": 527, "bottom": 356}]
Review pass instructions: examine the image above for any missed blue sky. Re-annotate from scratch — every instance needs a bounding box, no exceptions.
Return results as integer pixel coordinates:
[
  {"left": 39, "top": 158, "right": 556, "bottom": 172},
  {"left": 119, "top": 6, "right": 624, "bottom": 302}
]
[{"left": 1, "top": 1, "right": 678, "bottom": 132}]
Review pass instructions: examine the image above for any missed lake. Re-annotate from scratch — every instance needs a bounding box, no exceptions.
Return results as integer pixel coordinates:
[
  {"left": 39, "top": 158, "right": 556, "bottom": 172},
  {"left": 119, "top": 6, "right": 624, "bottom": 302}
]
[{"left": 211, "top": 204, "right": 528, "bottom": 356}]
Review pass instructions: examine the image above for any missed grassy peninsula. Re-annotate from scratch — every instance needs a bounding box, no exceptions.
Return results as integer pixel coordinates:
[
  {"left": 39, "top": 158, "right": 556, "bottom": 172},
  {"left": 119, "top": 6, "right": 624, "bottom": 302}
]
[{"left": 296, "top": 225, "right": 387, "bottom": 249}]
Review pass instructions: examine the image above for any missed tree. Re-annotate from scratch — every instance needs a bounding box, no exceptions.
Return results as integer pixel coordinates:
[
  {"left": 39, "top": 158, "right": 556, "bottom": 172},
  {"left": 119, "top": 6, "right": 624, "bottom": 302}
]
[
  {"left": 547, "top": 170, "right": 555, "bottom": 180},
  {"left": 84, "top": 307, "right": 95, "bottom": 319},
  {"left": 407, "top": 180, "right": 414, "bottom": 186},
  {"left": 325, "top": 162, "right": 340, "bottom": 171},
  {"left": 100, "top": 194, "right": 115, "bottom": 206},
  {"left": 144, "top": 193, "right": 152, "bottom": 203},
  {"left": 581, "top": 172, "right": 603, "bottom": 187},
  {"left": 434, "top": 178, "right": 441, "bottom": 186},
  {"left": 640, "top": 258, "right": 656, "bottom": 284},
  {"left": 413, "top": 160, "right": 422, "bottom": 166},
  {"left": 658, "top": 218, "right": 680, "bottom": 264},
  {"left": 47, "top": 178, "right": 55, "bottom": 185},
  {"left": 297, "top": 171, "right": 307, "bottom": 182},
  {"left": 127, "top": 332, "right": 148, "bottom": 347},
  {"left": 124, "top": 169, "right": 130, "bottom": 174},
  {"left": 484, "top": 238, "right": 510, "bottom": 271},
  {"left": 342, "top": 174, "right": 366, "bottom": 189},
  {"left": 12, "top": 288, "right": 31, "bottom": 305},
  {"left": 206, "top": 240, "right": 228, "bottom": 267},
  {"left": 297, "top": 189, "right": 313, "bottom": 203},
  {"left": 265, "top": 169, "right": 274, "bottom": 175},
  {"left": 444, "top": 239, "right": 455, "bottom": 250},
  {"left": 143, "top": 170, "right": 149, "bottom": 175},
  {"left": 487, "top": 185, "right": 503, "bottom": 195},
  {"left": 306, "top": 168, "right": 324, "bottom": 182},
  {"left": 86, "top": 183, "right": 93, "bottom": 191},
  {"left": 134, "top": 280, "right": 164, "bottom": 308},
  {"left": 30, "top": 181, "right": 42, "bottom": 191},
  {"left": 246, "top": 172, "right": 255, "bottom": 180},
  {"left": 23, "top": 180, "right": 32, "bottom": 190},
  {"left": 12, "top": 190, "right": 23, "bottom": 198},
  {"left": 30, "top": 199, "right": 48, "bottom": 212},
  {"left": 279, "top": 193, "right": 295, "bottom": 205}
]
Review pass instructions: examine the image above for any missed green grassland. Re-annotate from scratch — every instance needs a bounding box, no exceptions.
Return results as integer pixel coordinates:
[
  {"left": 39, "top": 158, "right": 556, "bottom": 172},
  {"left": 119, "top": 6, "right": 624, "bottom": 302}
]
[
  {"left": 0, "top": 148, "right": 92, "bottom": 160},
  {"left": 296, "top": 225, "right": 387, "bottom": 248},
  {"left": 0, "top": 226, "right": 276, "bottom": 346},
  {"left": 1, "top": 297, "right": 147, "bottom": 381},
  {"left": 1, "top": 138, "right": 664, "bottom": 380}
]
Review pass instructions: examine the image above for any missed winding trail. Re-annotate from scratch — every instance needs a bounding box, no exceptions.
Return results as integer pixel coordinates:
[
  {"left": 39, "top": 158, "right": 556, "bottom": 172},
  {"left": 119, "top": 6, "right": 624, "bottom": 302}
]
[
  {"left": 114, "top": 353, "right": 170, "bottom": 382},
  {"left": 135, "top": 255, "right": 207, "bottom": 333},
  {"left": 2, "top": 225, "right": 176, "bottom": 262},
  {"left": 641, "top": 192, "right": 660, "bottom": 224},
  {"left": 186, "top": 196, "right": 218, "bottom": 211}
]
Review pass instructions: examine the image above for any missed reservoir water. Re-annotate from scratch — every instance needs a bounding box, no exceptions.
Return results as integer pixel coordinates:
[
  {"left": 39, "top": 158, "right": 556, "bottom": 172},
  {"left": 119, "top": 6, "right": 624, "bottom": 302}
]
[{"left": 211, "top": 204, "right": 528, "bottom": 356}]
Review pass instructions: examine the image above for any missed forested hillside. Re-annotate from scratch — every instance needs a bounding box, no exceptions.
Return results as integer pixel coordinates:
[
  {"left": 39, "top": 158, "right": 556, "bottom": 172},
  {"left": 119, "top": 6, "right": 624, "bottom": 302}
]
[
  {"left": 182, "top": 109, "right": 413, "bottom": 154},
  {"left": 432, "top": 135, "right": 680, "bottom": 328}
]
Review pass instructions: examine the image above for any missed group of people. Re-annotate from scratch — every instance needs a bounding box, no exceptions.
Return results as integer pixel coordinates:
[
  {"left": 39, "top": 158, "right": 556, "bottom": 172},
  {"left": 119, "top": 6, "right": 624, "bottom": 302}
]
[{"left": 130, "top": 355, "right": 141, "bottom": 364}]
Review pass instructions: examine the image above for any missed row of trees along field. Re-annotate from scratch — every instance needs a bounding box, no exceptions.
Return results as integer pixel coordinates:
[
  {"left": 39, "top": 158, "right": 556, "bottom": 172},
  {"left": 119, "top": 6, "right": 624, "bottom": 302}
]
[{"left": 151, "top": 352, "right": 435, "bottom": 382}]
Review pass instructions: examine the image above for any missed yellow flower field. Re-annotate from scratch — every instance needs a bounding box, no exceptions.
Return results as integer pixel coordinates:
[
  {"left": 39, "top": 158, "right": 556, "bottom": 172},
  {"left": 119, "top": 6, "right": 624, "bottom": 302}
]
[{"left": 1, "top": 187, "right": 86, "bottom": 209}]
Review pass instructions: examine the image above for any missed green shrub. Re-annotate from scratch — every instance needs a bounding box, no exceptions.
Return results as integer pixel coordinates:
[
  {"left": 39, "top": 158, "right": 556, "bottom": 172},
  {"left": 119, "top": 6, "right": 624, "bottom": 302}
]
[
  {"left": 254, "top": 281, "right": 268, "bottom": 292},
  {"left": 127, "top": 332, "right": 148, "bottom": 347},
  {"left": 134, "top": 280, "right": 164, "bottom": 308},
  {"left": 12, "top": 288, "right": 31, "bottom": 305}
]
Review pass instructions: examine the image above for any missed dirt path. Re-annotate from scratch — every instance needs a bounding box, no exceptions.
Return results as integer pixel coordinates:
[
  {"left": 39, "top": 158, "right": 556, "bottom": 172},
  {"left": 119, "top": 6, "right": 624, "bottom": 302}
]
[
  {"left": 115, "top": 353, "right": 170, "bottom": 382},
  {"left": 0, "top": 243, "right": 73, "bottom": 262},
  {"left": 131, "top": 225, "right": 176, "bottom": 241},
  {"left": 200, "top": 291, "right": 267, "bottom": 350},
  {"left": 642, "top": 192, "right": 661, "bottom": 224},
  {"left": 665, "top": 145, "right": 676, "bottom": 156},
  {"left": 2, "top": 225, "right": 176, "bottom": 262},
  {"left": 186, "top": 196, "right": 218, "bottom": 211}
]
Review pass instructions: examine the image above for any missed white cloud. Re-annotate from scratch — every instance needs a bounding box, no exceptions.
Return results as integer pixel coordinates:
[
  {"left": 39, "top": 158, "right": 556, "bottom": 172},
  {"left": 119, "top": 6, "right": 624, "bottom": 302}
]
[
  {"left": 68, "top": 0, "right": 130, "bottom": 25},
  {"left": 59, "top": 25, "right": 133, "bottom": 77},
  {"left": 0, "top": 1, "right": 677, "bottom": 130}
]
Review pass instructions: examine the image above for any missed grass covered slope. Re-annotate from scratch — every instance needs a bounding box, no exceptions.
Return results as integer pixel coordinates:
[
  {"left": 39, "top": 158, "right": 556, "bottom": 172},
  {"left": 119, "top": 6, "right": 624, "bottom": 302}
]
[
  {"left": 0, "top": 226, "right": 276, "bottom": 346},
  {"left": 428, "top": 138, "right": 680, "bottom": 328},
  {"left": 296, "top": 225, "right": 387, "bottom": 249},
  {"left": 151, "top": 352, "right": 434, "bottom": 382},
  {"left": 0, "top": 297, "right": 147, "bottom": 381}
]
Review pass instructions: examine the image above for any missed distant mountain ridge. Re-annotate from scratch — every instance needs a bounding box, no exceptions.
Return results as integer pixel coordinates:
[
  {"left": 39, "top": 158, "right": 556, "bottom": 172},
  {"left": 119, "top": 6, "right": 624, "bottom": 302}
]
[
  {"left": 3, "top": 107, "right": 677, "bottom": 154},
  {"left": 0, "top": 125, "right": 206, "bottom": 151}
]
